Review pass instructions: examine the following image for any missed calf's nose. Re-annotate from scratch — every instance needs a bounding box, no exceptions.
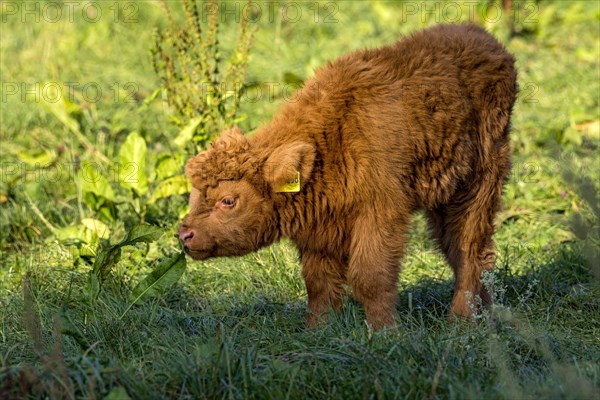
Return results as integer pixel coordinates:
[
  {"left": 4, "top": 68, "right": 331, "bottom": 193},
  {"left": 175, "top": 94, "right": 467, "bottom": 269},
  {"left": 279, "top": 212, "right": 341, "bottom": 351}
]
[{"left": 178, "top": 227, "right": 195, "bottom": 242}]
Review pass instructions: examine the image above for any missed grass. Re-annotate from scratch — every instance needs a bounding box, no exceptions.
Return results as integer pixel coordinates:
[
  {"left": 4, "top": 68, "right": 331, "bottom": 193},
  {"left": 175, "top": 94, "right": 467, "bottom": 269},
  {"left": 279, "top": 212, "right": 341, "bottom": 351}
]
[{"left": 1, "top": 0, "right": 599, "bottom": 398}]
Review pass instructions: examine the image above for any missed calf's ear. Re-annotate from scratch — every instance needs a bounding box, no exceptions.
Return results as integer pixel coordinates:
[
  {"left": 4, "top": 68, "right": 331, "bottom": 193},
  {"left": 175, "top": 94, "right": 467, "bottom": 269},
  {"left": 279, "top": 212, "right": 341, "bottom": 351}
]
[{"left": 265, "top": 142, "right": 315, "bottom": 193}]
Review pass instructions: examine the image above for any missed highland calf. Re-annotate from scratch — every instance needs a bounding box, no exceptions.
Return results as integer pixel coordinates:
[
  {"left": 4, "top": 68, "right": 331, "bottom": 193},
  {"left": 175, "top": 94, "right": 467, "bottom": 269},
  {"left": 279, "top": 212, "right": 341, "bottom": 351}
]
[{"left": 179, "top": 24, "right": 517, "bottom": 329}]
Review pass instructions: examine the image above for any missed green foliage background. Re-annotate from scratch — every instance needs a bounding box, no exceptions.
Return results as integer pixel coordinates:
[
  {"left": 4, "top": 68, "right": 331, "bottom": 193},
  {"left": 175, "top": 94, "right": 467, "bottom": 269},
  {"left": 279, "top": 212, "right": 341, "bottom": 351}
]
[{"left": 0, "top": 1, "right": 599, "bottom": 399}]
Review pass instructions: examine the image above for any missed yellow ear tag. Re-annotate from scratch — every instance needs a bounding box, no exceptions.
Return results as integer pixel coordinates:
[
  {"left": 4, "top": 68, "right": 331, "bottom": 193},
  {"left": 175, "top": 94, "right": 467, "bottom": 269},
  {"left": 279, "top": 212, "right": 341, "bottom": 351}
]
[{"left": 276, "top": 171, "right": 300, "bottom": 193}]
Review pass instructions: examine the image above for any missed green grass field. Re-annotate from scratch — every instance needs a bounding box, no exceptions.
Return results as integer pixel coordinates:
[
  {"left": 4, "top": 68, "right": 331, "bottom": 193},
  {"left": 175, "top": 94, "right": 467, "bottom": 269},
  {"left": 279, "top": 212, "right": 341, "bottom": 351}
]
[{"left": 1, "top": 1, "right": 599, "bottom": 398}]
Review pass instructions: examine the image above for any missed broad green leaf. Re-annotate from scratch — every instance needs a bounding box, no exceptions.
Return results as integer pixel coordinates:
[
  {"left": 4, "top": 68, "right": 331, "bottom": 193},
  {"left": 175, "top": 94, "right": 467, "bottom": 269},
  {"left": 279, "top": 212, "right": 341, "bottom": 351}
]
[
  {"left": 79, "top": 243, "right": 97, "bottom": 258},
  {"left": 81, "top": 218, "right": 110, "bottom": 239},
  {"left": 34, "top": 84, "right": 105, "bottom": 160},
  {"left": 38, "top": 83, "right": 83, "bottom": 135},
  {"left": 78, "top": 162, "right": 116, "bottom": 202},
  {"left": 128, "top": 252, "right": 187, "bottom": 305},
  {"left": 55, "top": 224, "right": 100, "bottom": 259},
  {"left": 88, "top": 225, "right": 164, "bottom": 301},
  {"left": 148, "top": 175, "right": 191, "bottom": 204},
  {"left": 55, "top": 224, "right": 96, "bottom": 245},
  {"left": 91, "top": 245, "right": 121, "bottom": 278},
  {"left": 81, "top": 193, "right": 117, "bottom": 221},
  {"left": 89, "top": 225, "right": 164, "bottom": 276},
  {"left": 119, "top": 225, "right": 165, "bottom": 246},
  {"left": 155, "top": 153, "right": 184, "bottom": 181},
  {"left": 119, "top": 132, "right": 148, "bottom": 196},
  {"left": 174, "top": 116, "right": 203, "bottom": 147}
]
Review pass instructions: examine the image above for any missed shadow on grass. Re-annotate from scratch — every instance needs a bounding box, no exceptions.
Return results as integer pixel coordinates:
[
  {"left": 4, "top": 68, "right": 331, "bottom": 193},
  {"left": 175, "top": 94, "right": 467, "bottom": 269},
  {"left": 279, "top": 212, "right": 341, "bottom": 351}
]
[
  {"left": 174, "top": 241, "right": 597, "bottom": 338},
  {"left": 2, "top": 242, "right": 598, "bottom": 400}
]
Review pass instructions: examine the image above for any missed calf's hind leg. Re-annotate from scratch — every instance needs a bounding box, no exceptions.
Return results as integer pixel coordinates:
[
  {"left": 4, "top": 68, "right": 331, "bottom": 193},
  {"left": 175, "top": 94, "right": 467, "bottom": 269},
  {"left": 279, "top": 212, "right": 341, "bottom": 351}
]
[
  {"left": 426, "top": 165, "right": 507, "bottom": 318},
  {"left": 347, "top": 213, "right": 408, "bottom": 329}
]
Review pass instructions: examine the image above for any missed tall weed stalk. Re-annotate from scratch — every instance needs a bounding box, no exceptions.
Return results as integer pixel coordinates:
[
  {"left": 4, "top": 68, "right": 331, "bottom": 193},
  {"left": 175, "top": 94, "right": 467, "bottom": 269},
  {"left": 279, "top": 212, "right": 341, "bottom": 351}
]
[{"left": 152, "top": 0, "right": 254, "bottom": 151}]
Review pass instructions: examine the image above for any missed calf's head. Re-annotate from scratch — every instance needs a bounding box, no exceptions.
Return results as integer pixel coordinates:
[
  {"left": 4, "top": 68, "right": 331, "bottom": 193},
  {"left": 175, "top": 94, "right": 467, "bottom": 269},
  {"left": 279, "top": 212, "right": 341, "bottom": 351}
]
[{"left": 178, "top": 127, "right": 315, "bottom": 260}]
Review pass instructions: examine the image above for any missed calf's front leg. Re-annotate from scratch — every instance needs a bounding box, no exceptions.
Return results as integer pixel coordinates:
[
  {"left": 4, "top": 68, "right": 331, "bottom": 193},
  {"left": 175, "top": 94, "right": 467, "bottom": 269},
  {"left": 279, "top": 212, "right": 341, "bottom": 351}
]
[{"left": 301, "top": 252, "right": 346, "bottom": 328}]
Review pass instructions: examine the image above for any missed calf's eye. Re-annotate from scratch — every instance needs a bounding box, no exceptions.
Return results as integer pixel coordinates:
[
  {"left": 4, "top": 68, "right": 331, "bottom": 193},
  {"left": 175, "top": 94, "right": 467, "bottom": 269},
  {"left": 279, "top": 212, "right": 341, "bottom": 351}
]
[{"left": 220, "top": 197, "right": 236, "bottom": 207}]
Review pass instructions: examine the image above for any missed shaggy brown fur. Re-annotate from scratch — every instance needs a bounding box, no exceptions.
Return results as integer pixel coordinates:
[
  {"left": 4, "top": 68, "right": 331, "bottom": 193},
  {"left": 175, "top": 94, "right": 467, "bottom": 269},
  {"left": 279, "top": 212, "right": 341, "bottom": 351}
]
[{"left": 179, "top": 24, "right": 517, "bottom": 329}]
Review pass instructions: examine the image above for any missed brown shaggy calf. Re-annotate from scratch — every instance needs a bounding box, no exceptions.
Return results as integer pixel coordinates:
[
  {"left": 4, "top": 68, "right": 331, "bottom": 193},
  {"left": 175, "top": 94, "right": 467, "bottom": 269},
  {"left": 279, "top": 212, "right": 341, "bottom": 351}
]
[{"left": 179, "top": 24, "right": 517, "bottom": 329}]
